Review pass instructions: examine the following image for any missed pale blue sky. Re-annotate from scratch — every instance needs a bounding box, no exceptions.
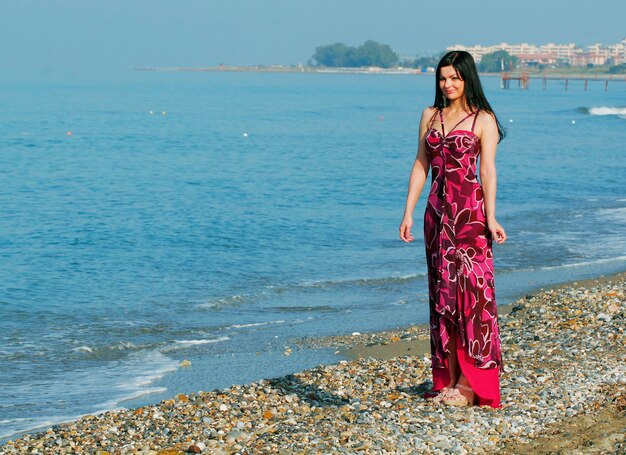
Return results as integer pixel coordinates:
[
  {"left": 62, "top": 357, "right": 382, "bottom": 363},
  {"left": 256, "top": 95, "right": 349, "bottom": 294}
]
[{"left": 1, "top": 0, "right": 624, "bottom": 75}]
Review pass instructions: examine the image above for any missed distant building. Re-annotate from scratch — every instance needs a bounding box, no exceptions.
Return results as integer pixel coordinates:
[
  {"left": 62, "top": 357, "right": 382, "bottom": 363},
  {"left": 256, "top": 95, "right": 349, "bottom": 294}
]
[
  {"left": 514, "top": 53, "right": 557, "bottom": 66},
  {"left": 447, "top": 40, "right": 625, "bottom": 66},
  {"left": 538, "top": 43, "right": 578, "bottom": 62}
]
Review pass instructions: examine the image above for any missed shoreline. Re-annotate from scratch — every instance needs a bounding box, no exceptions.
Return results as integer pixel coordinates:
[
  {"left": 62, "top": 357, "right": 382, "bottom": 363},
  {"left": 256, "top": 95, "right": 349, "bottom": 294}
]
[
  {"left": 2, "top": 270, "right": 625, "bottom": 453},
  {"left": 2, "top": 264, "right": 624, "bottom": 444},
  {"left": 134, "top": 65, "right": 626, "bottom": 80},
  {"left": 294, "top": 271, "right": 626, "bottom": 362},
  {"left": 134, "top": 65, "right": 426, "bottom": 75}
]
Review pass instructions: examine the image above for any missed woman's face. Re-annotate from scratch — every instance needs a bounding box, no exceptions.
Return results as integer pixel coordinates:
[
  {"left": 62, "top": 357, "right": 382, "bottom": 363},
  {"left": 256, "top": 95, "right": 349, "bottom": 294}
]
[{"left": 439, "top": 65, "right": 465, "bottom": 102}]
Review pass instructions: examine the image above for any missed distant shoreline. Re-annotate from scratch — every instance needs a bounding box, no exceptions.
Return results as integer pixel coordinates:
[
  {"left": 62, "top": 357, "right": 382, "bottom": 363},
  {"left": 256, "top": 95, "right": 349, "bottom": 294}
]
[
  {"left": 134, "top": 65, "right": 626, "bottom": 80},
  {"left": 134, "top": 65, "right": 426, "bottom": 75}
]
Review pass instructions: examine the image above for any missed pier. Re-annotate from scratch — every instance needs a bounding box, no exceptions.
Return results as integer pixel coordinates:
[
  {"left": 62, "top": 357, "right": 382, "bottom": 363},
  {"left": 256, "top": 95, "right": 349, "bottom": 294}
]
[
  {"left": 501, "top": 71, "right": 626, "bottom": 91},
  {"left": 501, "top": 72, "right": 530, "bottom": 89}
]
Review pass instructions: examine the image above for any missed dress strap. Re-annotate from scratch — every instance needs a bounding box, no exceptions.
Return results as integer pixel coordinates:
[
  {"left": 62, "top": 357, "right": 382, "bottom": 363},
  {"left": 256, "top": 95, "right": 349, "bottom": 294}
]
[
  {"left": 471, "top": 109, "right": 480, "bottom": 133},
  {"left": 439, "top": 108, "right": 445, "bottom": 136},
  {"left": 448, "top": 110, "right": 478, "bottom": 134}
]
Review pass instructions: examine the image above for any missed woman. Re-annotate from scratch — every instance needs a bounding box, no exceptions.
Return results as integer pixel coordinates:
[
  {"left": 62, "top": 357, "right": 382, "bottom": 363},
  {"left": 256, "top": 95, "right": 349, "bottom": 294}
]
[{"left": 399, "top": 51, "right": 506, "bottom": 408}]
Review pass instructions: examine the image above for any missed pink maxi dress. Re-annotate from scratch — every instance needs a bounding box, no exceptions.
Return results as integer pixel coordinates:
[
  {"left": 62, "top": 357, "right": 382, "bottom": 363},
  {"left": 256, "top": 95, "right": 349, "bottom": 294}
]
[{"left": 423, "top": 108, "right": 503, "bottom": 408}]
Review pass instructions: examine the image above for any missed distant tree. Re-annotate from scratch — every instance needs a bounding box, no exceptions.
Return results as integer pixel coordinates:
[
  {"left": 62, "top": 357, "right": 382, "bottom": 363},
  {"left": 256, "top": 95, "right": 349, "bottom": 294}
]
[
  {"left": 354, "top": 40, "right": 399, "bottom": 68},
  {"left": 312, "top": 40, "right": 398, "bottom": 68},
  {"left": 312, "top": 43, "right": 354, "bottom": 67},
  {"left": 586, "top": 63, "right": 594, "bottom": 69},
  {"left": 478, "top": 50, "right": 519, "bottom": 72},
  {"left": 412, "top": 52, "right": 445, "bottom": 70},
  {"left": 608, "top": 63, "right": 626, "bottom": 74}
]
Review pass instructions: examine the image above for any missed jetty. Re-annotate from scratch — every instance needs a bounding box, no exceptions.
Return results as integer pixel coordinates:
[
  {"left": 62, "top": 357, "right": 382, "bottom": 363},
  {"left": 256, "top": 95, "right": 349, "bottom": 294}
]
[{"left": 501, "top": 71, "right": 626, "bottom": 90}]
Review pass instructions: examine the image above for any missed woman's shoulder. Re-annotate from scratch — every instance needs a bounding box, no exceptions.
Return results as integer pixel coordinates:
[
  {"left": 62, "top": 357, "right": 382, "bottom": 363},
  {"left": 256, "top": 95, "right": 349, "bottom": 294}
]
[
  {"left": 473, "top": 109, "right": 498, "bottom": 139},
  {"left": 420, "top": 106, "right": 439, "bottom": 125},
  {"left": 474, "top": 109, "right": 497, "bottom": 128},
  {"left": 422, "top": 106, "right": 438, "bottom": 117}
]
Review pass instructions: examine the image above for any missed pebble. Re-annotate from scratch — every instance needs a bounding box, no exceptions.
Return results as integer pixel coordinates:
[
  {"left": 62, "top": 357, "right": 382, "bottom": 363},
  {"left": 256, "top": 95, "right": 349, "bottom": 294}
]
[{"left": 1, "top": 278, "right": 624, "bottom": 454}]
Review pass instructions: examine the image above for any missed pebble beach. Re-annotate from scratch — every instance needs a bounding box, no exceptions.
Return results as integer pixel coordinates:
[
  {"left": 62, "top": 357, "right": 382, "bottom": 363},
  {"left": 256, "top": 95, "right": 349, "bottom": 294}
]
[{"left": 2, "top": 274, "right": 625, "bottom": 454}]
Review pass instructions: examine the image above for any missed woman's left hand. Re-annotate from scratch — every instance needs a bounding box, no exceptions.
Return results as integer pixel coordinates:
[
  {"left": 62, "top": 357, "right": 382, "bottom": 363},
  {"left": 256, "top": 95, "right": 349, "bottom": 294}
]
[{"left": 488, "top": 219, "right": 507, "bottom": 244}]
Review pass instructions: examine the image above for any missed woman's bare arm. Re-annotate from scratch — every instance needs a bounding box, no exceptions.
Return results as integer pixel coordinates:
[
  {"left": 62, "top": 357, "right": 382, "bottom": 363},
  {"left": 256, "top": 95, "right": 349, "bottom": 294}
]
[
  {"left": 399, "top": 107, "right": 434, "bottom": 243},
  {"left": 478, "top": 113, "right": 507, "bottom": 244}
]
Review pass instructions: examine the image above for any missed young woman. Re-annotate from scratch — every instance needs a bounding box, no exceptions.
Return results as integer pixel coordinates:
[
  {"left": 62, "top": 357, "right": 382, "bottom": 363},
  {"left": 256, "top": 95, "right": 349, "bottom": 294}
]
[{"left": 399, "top": 50, "right": 506, "bottom": 407}]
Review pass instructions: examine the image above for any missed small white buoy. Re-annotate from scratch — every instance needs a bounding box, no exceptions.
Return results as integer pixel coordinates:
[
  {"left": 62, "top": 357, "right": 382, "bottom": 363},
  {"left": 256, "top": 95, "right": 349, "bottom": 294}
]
[
  {"left": 243, "top": 132, "right": 248, "bottom": 137},
  {"left": 509, "top": 119, "right": 513, "bottom": 123},
  {"left": 162, "top": 111, "right": 167, "bottom": 115},
  {"left": 571, "top": 120, "right": 576, "bottom": 124},
  {"left": 149, "top": 110, "right": 154, "bottom": 115}
]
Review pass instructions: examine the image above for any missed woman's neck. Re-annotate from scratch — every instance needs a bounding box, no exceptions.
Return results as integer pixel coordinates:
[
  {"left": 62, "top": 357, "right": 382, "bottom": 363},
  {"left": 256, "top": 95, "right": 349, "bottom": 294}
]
[{"left": 446, "top": 98, "right": 470, "bottom": 114}]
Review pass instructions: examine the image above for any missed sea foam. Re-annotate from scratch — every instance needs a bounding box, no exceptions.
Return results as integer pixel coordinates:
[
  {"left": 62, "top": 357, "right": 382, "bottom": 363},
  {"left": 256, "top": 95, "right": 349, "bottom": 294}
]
[{"left": 587, "top": 106, "right": 626, "bottom": 117}]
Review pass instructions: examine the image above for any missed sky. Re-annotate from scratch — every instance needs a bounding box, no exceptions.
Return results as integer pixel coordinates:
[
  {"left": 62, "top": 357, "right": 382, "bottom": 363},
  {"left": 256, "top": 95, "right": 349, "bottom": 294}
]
[{"left": 1, "top": 0, "right": 625, "bottom": 76}]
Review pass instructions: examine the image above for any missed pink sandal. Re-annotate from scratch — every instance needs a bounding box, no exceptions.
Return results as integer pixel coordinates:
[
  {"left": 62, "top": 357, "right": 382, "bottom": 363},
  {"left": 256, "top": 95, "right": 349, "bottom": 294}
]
[{"left": 443, "top": 384, "right": 475, "bottom": 407}]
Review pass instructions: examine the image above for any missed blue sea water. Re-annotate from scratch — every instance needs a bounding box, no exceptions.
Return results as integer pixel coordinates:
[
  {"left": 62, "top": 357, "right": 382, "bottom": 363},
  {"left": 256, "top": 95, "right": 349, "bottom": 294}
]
[{"left": 1, "top": 71, "right": 625, "bottom": 440}]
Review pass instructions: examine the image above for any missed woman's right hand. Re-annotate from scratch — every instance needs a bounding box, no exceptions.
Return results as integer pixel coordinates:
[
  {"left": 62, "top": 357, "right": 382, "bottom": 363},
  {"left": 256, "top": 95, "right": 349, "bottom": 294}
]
[{"left": 399, "top": 215, "right": 414, "bottom": 243}]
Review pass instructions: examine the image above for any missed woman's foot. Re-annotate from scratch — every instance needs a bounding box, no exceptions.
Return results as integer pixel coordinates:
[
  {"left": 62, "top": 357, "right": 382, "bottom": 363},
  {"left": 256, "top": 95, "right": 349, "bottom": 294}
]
[
  {"left": 443, "top": 383, "right": 475, "bottom": 407},
  {"left": 432, "top": 387, "right": 455, "bottom": 403}
]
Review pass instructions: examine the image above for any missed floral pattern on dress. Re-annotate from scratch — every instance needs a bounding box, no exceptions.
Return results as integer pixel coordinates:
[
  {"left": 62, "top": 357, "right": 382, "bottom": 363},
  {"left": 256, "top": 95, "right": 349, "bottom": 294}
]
[{"left": 423, "top": 109, "right": 503, "bottom": 371}]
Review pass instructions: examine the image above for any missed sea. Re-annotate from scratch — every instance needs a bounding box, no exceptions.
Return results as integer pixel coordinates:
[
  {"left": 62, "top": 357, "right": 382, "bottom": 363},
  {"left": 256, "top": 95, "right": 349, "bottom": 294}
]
[{"left": 1, "top": 70, "right": 625, "bottom": 441}]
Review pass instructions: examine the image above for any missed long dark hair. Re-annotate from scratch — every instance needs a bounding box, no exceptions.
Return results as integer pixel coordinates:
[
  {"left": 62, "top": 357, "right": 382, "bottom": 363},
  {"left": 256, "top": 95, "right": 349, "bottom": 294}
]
[{"left": 434, "top": 50, "right": 506, "bottom": 142}]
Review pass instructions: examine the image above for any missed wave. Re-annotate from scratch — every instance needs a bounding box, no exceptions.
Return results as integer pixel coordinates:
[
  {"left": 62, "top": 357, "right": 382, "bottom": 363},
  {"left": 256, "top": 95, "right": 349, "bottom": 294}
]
[
  {"left": 1, "top": 350, "right": 179, "bottom": 441},
  {"left": 494, "top": 254, "right": 626, "bottom": 275},
  {"left": 196, "top": 272, "right": 426, "bottom": 310},
  {"left": 1, "top": 416, "right": 76, "bottom": 440},
  {"left": 292, "top": 272, "right": 426, "bottom": 289},
  {"left": 536, "top": 255, "right": 626, "bottom": 271},
  {"left": 69, "top": 340, "right": 150, "bottom": 359},
  {"left": 160, "top": 336, "right": 230, "bottom": 352},
  {"left": 388, "top": 298, "right": 410, "bottom": 306},
  {"left": 196, "top": 294, "right": 250, "bottom": 309},
  {"left": 172, "top": 336, "right": 230, "bottom": 346},
  {"left": 226, "top": 320, "right": 285, "bottom": 330},
  {"left": 271, "top": 305, "right": 342, "bottom": 313},
  {"left": 0, "top": 417, "right": 32, "bottom": 425},
  {"left": 579, "top": 106, "right": 626, "bottom": 118}
]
